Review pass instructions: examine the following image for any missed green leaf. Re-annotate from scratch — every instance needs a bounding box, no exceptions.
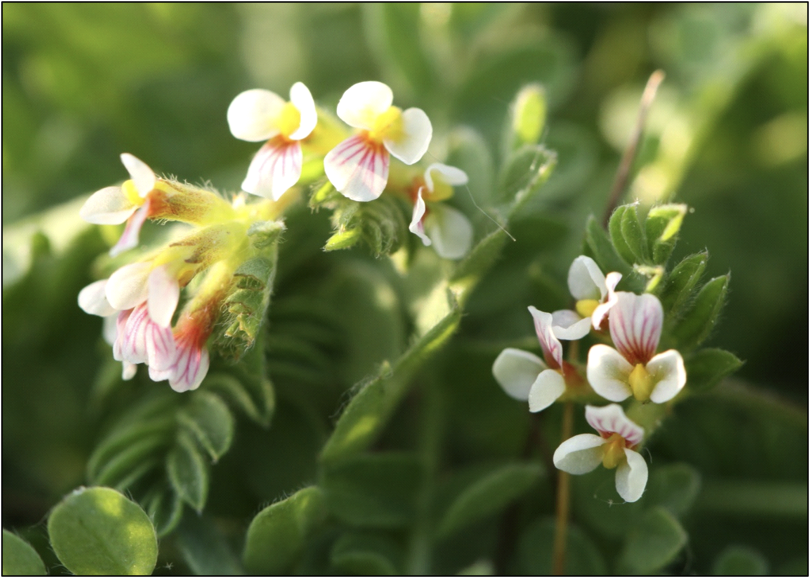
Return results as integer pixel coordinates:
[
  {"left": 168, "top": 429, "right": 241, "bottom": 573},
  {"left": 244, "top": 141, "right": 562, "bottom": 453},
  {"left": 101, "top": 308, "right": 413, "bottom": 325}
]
[
  {"left": 47, "top": 486, "right": 158, "bottom": 575},
  {"left": 609, "top": 204, "right": 648, "bottom": 265},
  {"left": 176, "top": 514, "right": 243, "bottom": 575},
  {"left": 177, "top": 391, "right": 234, "bottom": 462},
  {"left": 87, "top": 416, "right": 174, "bottom": 485},
  {"left": 446, "top": 126, "right": 495, "bottom": 208},
  {"left": 645, "top": 463, "right": 702, "bottom": 517},
  {"left": 498, "top": 144, "right": 556, "bottom": 204},
  {"left": 167, "top": 431, "right": 209, "bottom": 512},
  {"left": 584, "top": 215, "right": 631, "bottom": 276},
  {"left": 685, "top": 348, "right": 744, "bottom": 393},
  {"left": 504, "top": 83, "right": 547, "bottom": 153},
  {"left": 143, "top": 486, "right": 184, "bottom": 537},
  {"left": 438, "top": 463, "right": 543, "bottom": 538},
  {"left": 330, "top": 532, "right": 403, "bottom": 575},
  {"left": 713, "top": 545, "right": 769, "bottom": 575},
  {"left": 91, "top": 433, "right": 167, "bottom": 488},
  {"left": 645, "top": 203, "right": 687, "bottom": 265},
  {"left": 323, "top": 227, "right": 363, "bottom": 251},
  {"left": 321, "top": 453, "right": 422, "bottom": 528},
  {"left": 243, "top": 486, "right": 327, "bottom": 574},
  {"left": 672, "top": 275, "right": 730, "bottom": 350},
  {"left": 514, "top": 517, "right": 606, "bottom": 575},
  {"left": 657, "top": 251, "right": 708, "bottom": 316},
  {"left": 619, "top": 506, "right": 688, "bottom": 573},
  {"left": 3, "top": 530, "right": 46, "bottom": 575}
]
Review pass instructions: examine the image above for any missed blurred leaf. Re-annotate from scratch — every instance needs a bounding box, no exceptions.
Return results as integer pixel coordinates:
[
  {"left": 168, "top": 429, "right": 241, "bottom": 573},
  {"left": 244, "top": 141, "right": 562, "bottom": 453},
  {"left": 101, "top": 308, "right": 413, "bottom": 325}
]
[
  {"left": 176, "top": 514, "right": 243, "bottom": 576},
  {"left": 177, "top": 391, "right": 234, "bottom": 462},
  {"left": 330, "top": 532, "right": 403, "bottom": 575},
  {"left": 167, "top": 431, "right": 209, "bottom": 512},
  {"left": 657, "top": 251, "right": 708, "bottom": 316},
  {"left": 645, "top": 463, "right": 702, "bottom": 517},
  {"left": 503, "top": 83, "right": 547, "bottom": 154},
  {"left": 446, "top": 126, "right": 495, "bottom": 208},
  {"left": 143, "top": 486, "right": 184, "bottom": 538},
  {"left": 321, "top": 453, "right": 422, "bottom": 528},
  {"left": 609, "top": 203, "right": 648, "bottom": 265},
  {"left": 686, "top": 348, "right": 744, "bottom": 393},
  {"left": 243, "top": 486, "right": 327, "bottom": 574},
  {"left": 2, "top": 530, "right": 46, "bottom": 575},
  {"left": 672, "top": 275, "right": 730, "bottom": 350},
  {"left": 619, "top": 506, "right": 688, "bottom": 573},
  {"left": 498, "top": 144, "right": 555, "bottom": 203},
  {"left": 514, "top": 517, "right": 606, "bottom": 575},
  {"left": 438, "top": 462, "right": 543, "bottom": 538},
  {"left": 696, "top": 480, "right": 807, "bottom": 518},
  {"left": 47, "top": 486, "right": 157, "bottom": 575},
  {"left": 713, "top": 545, "right": 769, "bottom": 575},
  {"left": 645, "top": 203, "right": 687, "bottom": 265},
  {"left": 584, "top": 215, "right": 631, "bottom": 276}
]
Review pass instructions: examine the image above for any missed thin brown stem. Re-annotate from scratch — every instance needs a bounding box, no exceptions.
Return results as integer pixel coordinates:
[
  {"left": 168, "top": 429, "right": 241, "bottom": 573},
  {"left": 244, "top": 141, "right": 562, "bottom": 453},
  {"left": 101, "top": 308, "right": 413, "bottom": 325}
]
[
  {"left": 603, "top": 70, "right": 666, "bottom": 227},
  {"left": 551, "top": 400, "right": 575, "bottom": 575}
]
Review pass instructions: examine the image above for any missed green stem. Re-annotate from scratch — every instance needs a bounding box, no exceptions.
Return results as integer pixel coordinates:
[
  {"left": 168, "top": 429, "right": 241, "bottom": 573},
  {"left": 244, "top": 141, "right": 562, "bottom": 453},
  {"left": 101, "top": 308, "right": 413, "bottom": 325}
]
[{"left": 552, "top": 400, "right": 574, "bottom": 575}]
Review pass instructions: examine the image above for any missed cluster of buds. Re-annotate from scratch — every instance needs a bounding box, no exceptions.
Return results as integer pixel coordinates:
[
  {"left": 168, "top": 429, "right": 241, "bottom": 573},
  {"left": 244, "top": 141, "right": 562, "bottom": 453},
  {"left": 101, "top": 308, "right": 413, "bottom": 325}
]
[{"left": 493, "top": 255, "right": 687, "bottom": 502}]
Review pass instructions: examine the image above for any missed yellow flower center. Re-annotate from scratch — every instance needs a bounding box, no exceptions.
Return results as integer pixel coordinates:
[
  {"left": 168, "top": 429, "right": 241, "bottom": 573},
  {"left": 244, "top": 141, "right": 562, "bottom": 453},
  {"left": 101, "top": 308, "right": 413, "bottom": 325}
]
[
  {"left": 278, "top": 102, "right": 302, "bottom": 139},
  {"left": 122, "top": 180, "right": 147, "bottom": 206},
  {"left": 601, "top": 433, "right": 627, "bottom": 470},
  {"left": 576, "top": 299, "right": 599, "bottom": 318},
  {"left": 628, "top": 363, "right": 653, "bottom": 402},
  {"left": 369, "top": 106, "right": 403, "bottom": 142}
]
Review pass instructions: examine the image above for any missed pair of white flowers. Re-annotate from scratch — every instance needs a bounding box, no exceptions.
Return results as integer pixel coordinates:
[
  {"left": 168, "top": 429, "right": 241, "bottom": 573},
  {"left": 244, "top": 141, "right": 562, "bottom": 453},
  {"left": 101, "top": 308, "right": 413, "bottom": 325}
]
[
  {"left": 492, "top": 255, "right": 687, "bottom": 502},
  {"left": 227, "top": 80, "right": 472, "bottom": 259}
]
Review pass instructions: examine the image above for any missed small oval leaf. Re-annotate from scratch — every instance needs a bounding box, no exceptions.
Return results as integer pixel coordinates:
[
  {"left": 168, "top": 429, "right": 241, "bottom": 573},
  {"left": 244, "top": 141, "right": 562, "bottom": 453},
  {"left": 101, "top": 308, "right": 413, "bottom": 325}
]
[
  {"left": 619, "top": 506, "right": 688, "bottom": 573},
  {"left": 3, "top": 530, "right": 46, "bottom": 575},
  {"left": 167, "top": 431, "right": 209, "bottom": 512},
  {"left": 177, "top": 391, "right": 234, "bottom": 462}
]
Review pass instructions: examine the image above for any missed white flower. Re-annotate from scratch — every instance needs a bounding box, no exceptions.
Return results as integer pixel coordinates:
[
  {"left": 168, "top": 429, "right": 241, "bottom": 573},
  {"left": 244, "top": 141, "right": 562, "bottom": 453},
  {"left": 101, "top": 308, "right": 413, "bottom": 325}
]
[
  {"left": 408, "top": 163, "right": 472, "bottom": 259},
  {"left": 228, "top": 83, "right": 317, "bottom": 201},
  {"left": 148, "top": 318, "right": 210, "bottom": 392},
  {"left": 79, "top": 153, "right": 157, "bottom": 256},
  {"left": 587, "top": 292, "right": 686, "bottom": 403},
  {"left": 492, "top": 306, "right": 569, "bottom": 413},
  {"left": 551, "top": 256, "right": 622, "bottom": 341},
  {"left": 324, "top": 81, "right": 432, "bottom": 202},
  {"left": 553, "top": 404, "right": 648, "bottom": 503}
]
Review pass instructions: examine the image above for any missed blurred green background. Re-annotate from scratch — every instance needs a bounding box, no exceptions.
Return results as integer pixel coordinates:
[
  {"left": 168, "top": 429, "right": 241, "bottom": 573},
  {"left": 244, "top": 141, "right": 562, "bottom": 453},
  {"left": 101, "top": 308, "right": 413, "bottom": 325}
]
[{"left": 3, "top": 3, "right": 807, "bottom": 574}]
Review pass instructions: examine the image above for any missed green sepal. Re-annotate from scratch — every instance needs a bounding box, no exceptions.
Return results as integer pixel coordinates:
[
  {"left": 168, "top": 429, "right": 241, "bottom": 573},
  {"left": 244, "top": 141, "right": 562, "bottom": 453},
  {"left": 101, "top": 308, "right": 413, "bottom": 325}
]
[
  {"left": 657, "top": 251, "right": 708, "bottom": 316},
  {"left": 3, "top": 530, "right": 46, "bottom": 575},
  {"left": 645, "top": 203, "right": 687, "bottom": 265},
  {"left": 584, "top": 215, "right": 631, "bottom": 276},
  {"left": 330, "top": 532, "right": 403, "bottom": 575},
  {"left": 323, "top": 227, "right": 363, "bottom": 251},
  {"left": 685, "top": 348, "right": 743, "bottom": 393},
  {"left": 243, "top": 486, "right": 327, "bottom": 574},
  {"left": 712, "top": 545, "right": 769, "bottom": 575},
  {"left": 672, "top": 274, "right": 730, "bottom": 351},
  {"left": 609, "top": 204, "right": 648, "bottom": 265},
  {"left": 233, "top": 256, "right": 273, "bottom": 290},
  {"left": 323, "top": 195, "right": 409, "bottom": 256},
  {"left": 177, "top": 391, "right": 235, "bottom": 462},
  {"left": 504, "top": 83, "right": 547, "bottom": 154},
  {"left": 247, "top": 219, "right": 285, "bottom": 249},
  {"left": 618, "top": 506, "right": 688, "bottom": 573},
  {"left": 166, "top": 430, "right": 210, "bottom": 512}
]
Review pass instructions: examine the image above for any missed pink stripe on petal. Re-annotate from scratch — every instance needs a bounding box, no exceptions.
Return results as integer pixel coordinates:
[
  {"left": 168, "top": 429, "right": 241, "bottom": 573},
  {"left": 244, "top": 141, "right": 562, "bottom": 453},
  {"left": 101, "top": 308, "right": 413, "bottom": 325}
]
[
  {"left": 242, "top": 136, "right": 303, "bottom": 201},
  {"left": 609, "top": 293, "right": 662, "bottom": 365},
  {"left": 168, "top": 337, "right": 209, "bottom": 392},
  {"left": 585, "top": 404, "right": 644, "bottom": 446},
  {"left": 146, "top": 321, "right": 176, "bottom": 371},
  {"left": 110, "top": 200, "right": 150, "bottom": 257},
  {"left": 121, "top": 304, "right": 150, "bottom": 364},
  {"left": 324, "top": 135, "right": 389, "bottom": 202},
  {"left": 112, "top": 309, "right": 133, "bottom": 361},
  {"left": 528, "top": 306, "right": 563, "bottom": 369}
]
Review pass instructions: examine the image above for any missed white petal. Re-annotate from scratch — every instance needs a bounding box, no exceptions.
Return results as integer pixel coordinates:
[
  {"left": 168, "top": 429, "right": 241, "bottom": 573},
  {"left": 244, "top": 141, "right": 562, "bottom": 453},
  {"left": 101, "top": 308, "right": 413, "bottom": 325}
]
[
  {"left": 568, "top": 256, "right": 606, "bottom": 301},
  {"left": 528, "top": 306, "right": 563, "bottom": 369},
  {"left": 119, "top": 304, "right": 150, "bottom": 364},
  {"left": 615, "top": 448, "right": 648, "bottom": 502},
  {"left": 492, "top": 348, "right": 546, "bottom": 401},
  {"left": 584, "top": 404, "right": 644, "bottom": 446},
  {"left": 324, "top": 135, "right": 389, "bottom": 202},
  {"left": 147, "top": 265, "right": 179, "bottom": 328},
  {"left": 647, "top": 349, "right": 687, "bottom": 404},
  {"left": 424, "top": 204, "right": 473, "bottom": 260},
  {"left": 587, "top": 344, "right": 634, "bottom": 402},
  {"left": 528, "top": 369, "right": 566, "bottom": 413},
  {"left": 109, "top": 201, "right": 150, "bottom": 257},
  {"left": 169, "top": 343, "right": 210, "bottom": 392},
  {"left": 80, "top": 186, "right": 137, "bottom": 225},
  {"left": 423, "top": 162, "right": 468, "bottom": 192},
  {"left": 120, "top": 153, "right": 156, "bottom": 197},
  {"left": 609, "top": 292, "right": 663, "bottom": 364},
  {"left": 112, "top": 310, "right": 131, "bottom": 361},
  {"left": 383, "top": 107, "right": 432, "bottom": 165},
  {"left": 103, "top": 313, "right": 118, "bottom": 345},
  {"left": 336, "top": 81, "right": 393, "bottom": 130},
  {"left": 146, "top": 322, "right": 176, "bottom": 371},
  {"left": 592, "top": 271, "right": 623, "bottom": 330},
  {"left": 553, "top": 434, "right": 606, "bottom": 475},
  {"left": 288, "top": 82, "right": 317, "bottom": 140},
  {"left": 242, "top": 137, "right": 303, "bottom": 200},
  {"left": 122, "top": 362, "right": 137, "bottom": 381},
  {"left": 227, "top": 88, "right": 285, "bottom": 142},
  {"left": 551, "top": 309, "right": 591, "bottom": 340},
  {"left": 106, "top": 262, "right": 152, "bottom": 311},
  {"left": 78, "top": 280, "right": 116, "bottom": 317},
  {"left": 408, "top": 189, "right": 431, "bottom": 246}
]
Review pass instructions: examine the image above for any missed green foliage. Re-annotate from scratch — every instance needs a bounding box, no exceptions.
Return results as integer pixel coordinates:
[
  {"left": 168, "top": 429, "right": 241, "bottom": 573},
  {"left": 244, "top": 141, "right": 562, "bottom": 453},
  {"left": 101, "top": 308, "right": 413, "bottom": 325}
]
[
  {"left": 2, "top": 530, "right": 46, "bottom": 576},
  {"left": 644, "top": 463, "right": 702, "bottom": 517},
  {"left": 618, "top": 506, "right": 688, "bottom": 573},
  {"left": 672, "top": 274, "right": 730, "bottom": 350},
  {"left": 584, "top": 215, "right": 632, "bottom": 276},
  {"left": 504, "top": 84, "right": 547, "bottom": 154},
  {"left": 331, "top": 532, "right": 403, "bottom": 575},
  {"left": 176, "top": 391, "right": 235, "bottom": 462},
  {"left": 686, "top": 348, "right": 745, "bottom": 393},
  {"left": 645, "top": 204, "right": 687, "bottom": 265},
  {"left": 609, "top": 203, "right": 648, "bottom": 265},
  {"left": 175, "top": 515, "right": 243, "bottom": 575},
  {"left": 658, "top": 251, "right": 709, "bottom": 316},
  {"left": 514, "top": 518, "right": 606, "bottom": 575},
  {"left": 167, "top": 430, "right": 210, "bottom": 512},
  {"left": 713, "top": 545, "right": 769, "bottom": 575},
  {"left": 321, "top": 194, "right": 411, "bottom": 257}
]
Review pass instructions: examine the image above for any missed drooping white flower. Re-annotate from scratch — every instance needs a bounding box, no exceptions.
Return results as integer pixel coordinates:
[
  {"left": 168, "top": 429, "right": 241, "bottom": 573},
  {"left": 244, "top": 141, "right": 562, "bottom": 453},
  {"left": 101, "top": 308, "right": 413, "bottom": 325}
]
[
  {"left": 587, "top": 292, "right": 686, "bottom": 403},
  {"left": 554, "top": 404, "right": 648, "bottom": 503},
  {"left": 324, "top": 81, "right": 432, "bottom": 202},
  {"left": 113, "top": 303, "right": 176, "bottom": 372},
  {"left": 551, "top": 256, "right": 622, "bottom": 341},
  {"left": 149, "top": 315, "right": 210, "bottom": 392},
  {"left": 408, "top": 163, "right": 472, "bottom": 259},
  {"left": 228, "top": 82, "right": 318, "bottom": 201}
]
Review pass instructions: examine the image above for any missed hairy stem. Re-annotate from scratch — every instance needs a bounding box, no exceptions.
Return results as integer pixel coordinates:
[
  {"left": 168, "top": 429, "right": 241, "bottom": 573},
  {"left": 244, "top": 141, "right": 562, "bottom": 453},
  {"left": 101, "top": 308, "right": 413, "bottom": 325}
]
[{"left": 552, "top": 400, "right": 574, "bottom": 575}]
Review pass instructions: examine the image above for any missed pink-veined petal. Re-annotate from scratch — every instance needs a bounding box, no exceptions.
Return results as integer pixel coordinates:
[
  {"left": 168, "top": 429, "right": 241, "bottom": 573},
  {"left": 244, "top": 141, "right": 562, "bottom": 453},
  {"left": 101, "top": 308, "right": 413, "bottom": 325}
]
[
  {"left": 553, "top": 434, "right": 606, "bottom": 475},
  {"left": 383, "top": 107, "right": 432, "bottom": 165},
  {"left": 568, "top": 255, "right": 606, "bottom": 301},
  {"left": 227, "top": 88, "right": 285, "bottom": 142},
  {"left": 146, "top": 321, "right": 176, "bottom": 372},
  {"left": 324, "top": 135, "right": 389, "bottom": 202},
  {"left": 147, "top": 265, "right": 180, "bottom": 328},
  {"left": 584, "top": 404, "right": 644, "bottom": 446},
  {"left": 109, "top": 200, "right": 150, "bottom": 257},
  {"left": 288, "top": 82, "right": 317, "bottom": 140},
  {"left": 424, "top": 203, "right": 473, "bottom": 260},
  {"left": 609, "top": 292, "right": 663, "bottom": 365},
  {"left": 587, "top": 344, "right": 634, "bottom": 402},
  {"left": 551, "top": 309, "right": 591, "bottom": 340},
  {"left": 409, "top": 188, "right": 431, "bottom": 246},
  {"left": 241, "top": 137, "right": 303, "bottom": 201},
  {"left": 528, "top": 369, "right": 566, "bottom": 413},
  {"left": 112, "top": 309, "right": 132, "bottom": 361},
  {"left": 80, "top": 186, "right": 138, "bottom": 225},
  {"left": 615, "top": 448, "right": 648, "bottom": 502},
  {"left": 120, "top": 153, "right": 156, "bottom": 197},
  {"left": 169, "top": 340, "right": 210, "bottom": 392},
  {"left": 78, "top": 279, "right": 116, "bottom": 317},
  {"left": 424, "top": 163, "right": 468, "bottom": 192},
  {"left": 336, "top": 81, "right": 393, "bottom": 130},
  {"left": 106, "top": 262, "right": 152, "bottom": 311},
  {"left": 119, "top": 304, "right": 150, "bottom": 364},
  {"left": 528, "top": 306, "right": 563, "bottom": 369},
  {"left": 492, "top": 348, "right": 546, "bottom": 401},
  {"left": 647, "top": 349, "right": 687, "bottom": 404}
]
